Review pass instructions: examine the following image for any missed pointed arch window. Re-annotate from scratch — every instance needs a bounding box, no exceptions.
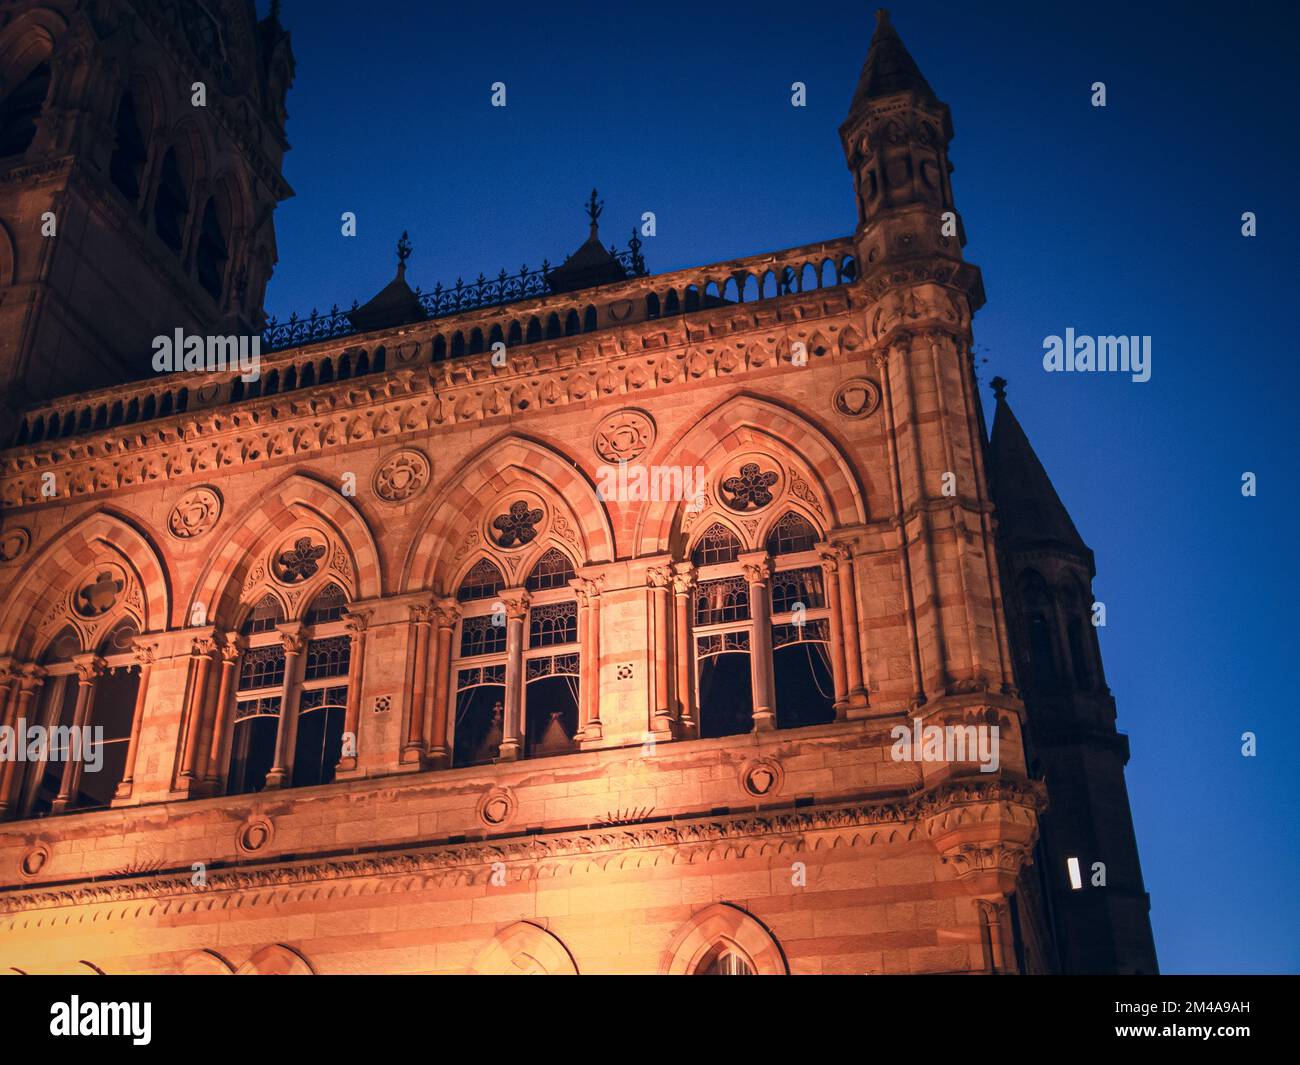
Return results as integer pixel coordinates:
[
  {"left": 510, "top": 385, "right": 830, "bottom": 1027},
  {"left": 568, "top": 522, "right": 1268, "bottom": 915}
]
[
  {"left": 153, "top": 148, "right": 190, "bottom": 255},
  {"left": 241, "top": 593, "right": 285, "bottom": 635},
  {"left": 195, "top": 197, "right": 230, "bottom": 301},
  {"left": 696, "top": 946, "right": 755, "bottom": 975},
  {"left": 690, "top": 523, "right": 742, "bottom": 567},
  {"left": 525, "top": 548, "right": 575, "bottom": 591},
  {"left": 458, "top": 558, "right": 505, "bottom": 602},
  {"left": 13, "top": 617, "right": 142, "bottom": 819},
  {"left": 227, "top": 578, "right": 353, "bottom": 795},
  {"left": 0, "top": 60, "right": 50, "bottom": 157},
  {"left": 451, "top": 549, "right": 580, "bottom": 767},
  {"left": 304, "top": 583, "right": 347, "bottom": 625},
  {"left": 766, "top": 512, "right": 818, "bottom": 556},
  {"left": 109, "top": 90, "right": 149, "bottom": 206}
]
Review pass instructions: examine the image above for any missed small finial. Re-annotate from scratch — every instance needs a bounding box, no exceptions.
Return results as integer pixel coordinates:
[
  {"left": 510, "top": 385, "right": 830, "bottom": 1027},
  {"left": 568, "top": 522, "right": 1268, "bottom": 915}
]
[
  {"left": 270, "top": 0, "right": 282, "bottom": 22},
  {"left": 876, "top": 8, "right": 890, "bottom": 28},
  {"left": 585, "top": 188, "right": 604, "bottom": 237},
  {"left": 396, "top": 230, "right": 412, "bottom": 270},
  {"left": 990, "top": 375, "right": 1007, "bottom": 401}
]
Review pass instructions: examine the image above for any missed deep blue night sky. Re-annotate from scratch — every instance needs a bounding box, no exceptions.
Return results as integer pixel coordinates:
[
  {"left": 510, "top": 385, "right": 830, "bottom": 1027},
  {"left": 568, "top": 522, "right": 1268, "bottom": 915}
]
[{"left": 260, "top": 0, "right": 1300, "bottom": 974}]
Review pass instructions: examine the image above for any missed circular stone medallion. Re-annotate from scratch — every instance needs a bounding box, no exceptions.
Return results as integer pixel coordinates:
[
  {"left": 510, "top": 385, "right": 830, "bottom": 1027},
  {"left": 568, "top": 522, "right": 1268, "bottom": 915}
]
[
  {"left": 373, "top": 449, "right": 431, "bottom": 504},
  {"left": 0, "top": 526, "right": 30, "bottom": 563},
  {"left": 167, "top": 487, "right": 223, "bottom": 540},
  {"left": 593, "top": 409, "right": 655, "bottom": 464},
  {"left": 833, "top": 378, "right": 882, "bottom": 419}
]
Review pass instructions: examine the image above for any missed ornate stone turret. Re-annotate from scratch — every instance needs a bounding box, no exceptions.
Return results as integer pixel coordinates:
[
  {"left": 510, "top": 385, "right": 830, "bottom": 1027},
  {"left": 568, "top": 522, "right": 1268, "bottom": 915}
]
[{"left": 840, "top": 9, "right": 973, "bottom": 281}]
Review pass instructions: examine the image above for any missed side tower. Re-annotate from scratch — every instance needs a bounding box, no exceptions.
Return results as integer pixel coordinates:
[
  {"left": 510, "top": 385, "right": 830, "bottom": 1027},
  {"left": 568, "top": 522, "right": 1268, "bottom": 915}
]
[
  {"left": 841, "top": 14, "right": 1054, "bottom": 969},
  {"left": 0, "top": 0, "right": 294, "bottom": 425},
  {"left": 989, "top": 380, "right": 1159, "bottom": 974}
]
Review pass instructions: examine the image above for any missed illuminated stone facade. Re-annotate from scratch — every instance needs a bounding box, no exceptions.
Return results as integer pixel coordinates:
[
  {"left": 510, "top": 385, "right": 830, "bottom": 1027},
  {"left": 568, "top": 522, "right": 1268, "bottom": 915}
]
[{"left": 0, "top": 5, "right": 1155, "bottom": 974}]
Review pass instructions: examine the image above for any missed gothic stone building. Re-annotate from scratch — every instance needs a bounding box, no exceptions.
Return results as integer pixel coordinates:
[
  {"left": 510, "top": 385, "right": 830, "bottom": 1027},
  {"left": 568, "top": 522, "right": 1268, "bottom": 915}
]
[{"left": 0, "top": 3, "right": 1157, "bottom": 975}]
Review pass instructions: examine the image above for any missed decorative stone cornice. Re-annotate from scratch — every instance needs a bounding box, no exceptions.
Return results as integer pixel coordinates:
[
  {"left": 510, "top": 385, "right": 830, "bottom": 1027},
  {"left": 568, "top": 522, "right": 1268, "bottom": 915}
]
[
  {"left": 0, "top": 777, "right": 1045, "bottom": 917},
  {"left": 1, "top": 242, "right": 863, "bottom": 510}
]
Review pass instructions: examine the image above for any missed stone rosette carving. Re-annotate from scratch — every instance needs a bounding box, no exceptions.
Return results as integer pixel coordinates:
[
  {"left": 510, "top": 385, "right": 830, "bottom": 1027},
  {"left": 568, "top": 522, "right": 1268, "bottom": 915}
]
[
  {"left": 485, "top": 492, "right": 548, "bottom": 551},
  {"left": 478, "top": 787, "right": 516, "bottom": 828},
  {"left": 236, "top": 816, "right": 275, "bottom": 856},
  {"left": 832, "top": 378, "right": 881, "bottom": 419},
  {"left": 372, "top": 448, "right": 431, "bottom": 504},
  {"left": 740, "top": 757, "right": 783, "bottom": 798},
  {"left": 0, "top": 525, "right": 30, "bottom": 563},
  {"left": 167, "top": 486, "right": 223, "bottom": 540},
  {"left": 17, "top": 843, "right": 51, "bottom": 880},
  {"left": 592, "top": 408, "right": 655, "bottom": 464}
]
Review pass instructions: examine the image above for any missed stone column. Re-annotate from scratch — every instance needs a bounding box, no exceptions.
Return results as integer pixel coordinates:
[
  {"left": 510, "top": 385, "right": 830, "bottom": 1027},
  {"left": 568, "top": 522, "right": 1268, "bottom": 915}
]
[
  {"left": 53, "top": 654, "right": 104, "bottom": 812},
  {"left": 571, "top": 579, "right": 592, "bottom": 741},
  {"left": 742, "top": 556, "right": 776, "bottom": 731},
  {"left": 177, "top": 635, "right": 218, "bottom": 786},
  {"left": 671, "top": 563, "right": 697, "bottom": 737},
  {"left": 0, "top": 661, "right": 25, "bottom": 816},
  {"left": 574, "top": 577, "right": 604, "bottom": 743},
  {"left": 816, "top": 547, "right": 850, "bottom": 713},
  {"left": 425, "top": 601, "right": 458, "bottom": 768},
  {"left": 265, "top": 626, "right": 305, "bottom": 789},
  {"left": 498, "top": 591, "right": 530, "bottom": 761},
  {"left": 875, "top": 347, "right": 927, "bottom": 704},
  {"left": 200, "top": 634, "right": 242, "bottom": 790},
  {"left": 338, "top": 611, "right": 370, "bottom": 773},
  {"left": 647, "top": 566, "right": 675, "bottom": 738},
  {"left": 976, "top": 897, "right": 1014, "bottom": 974},
  {"left": 832, "top": 541, "right": 869, "bottom": 709},
  {"left": 115, "top": 640, "right": 159, "bottom": 801},
  {"left": 0, "top": 666, "right": 44, "bottom": 816},
  {"left": 403, "top": 602, "right": 434, "bottom": 764}
]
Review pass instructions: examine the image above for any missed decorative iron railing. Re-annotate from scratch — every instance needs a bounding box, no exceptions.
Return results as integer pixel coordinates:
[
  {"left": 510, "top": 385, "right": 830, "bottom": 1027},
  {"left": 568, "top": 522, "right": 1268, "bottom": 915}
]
[{"left": 261, "top": 243, "right": 648, "bottom": 352}]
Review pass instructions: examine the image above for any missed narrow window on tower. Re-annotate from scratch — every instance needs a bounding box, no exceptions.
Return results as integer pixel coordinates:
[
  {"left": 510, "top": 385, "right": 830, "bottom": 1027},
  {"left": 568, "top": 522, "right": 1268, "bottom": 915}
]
[
  {"left": 109, "top": 91, "right": 149, "bottom": 207},
  {"left": 152, "top": 147, "right": 190, "bottom": 255},
  {"left": 195, "top": 196, "right": 231, "bottom": 302},
  {"left": 0, "top": 59, "right": 51, "bottom": 158}
]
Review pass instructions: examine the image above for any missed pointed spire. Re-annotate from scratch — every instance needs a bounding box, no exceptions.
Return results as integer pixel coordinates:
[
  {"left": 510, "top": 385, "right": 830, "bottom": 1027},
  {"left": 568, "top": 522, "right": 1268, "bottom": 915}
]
[
  {"left": 395, "top": 229, "right": 412, "bottom": 277},
  {"left": 848, "top": 9, "right": 937, "bottom": 115},
  {"left": 988, "top": 381, "right": 1090, "bottom": 559},
  {"left": 346, "top": 231, "right": 426, "bottom": 333},
  {"left": 546, "top": 189, "right": 627, "bottom": 293},
  {"left": 585, "top": 188, "right": 604, "bottom": 240}
]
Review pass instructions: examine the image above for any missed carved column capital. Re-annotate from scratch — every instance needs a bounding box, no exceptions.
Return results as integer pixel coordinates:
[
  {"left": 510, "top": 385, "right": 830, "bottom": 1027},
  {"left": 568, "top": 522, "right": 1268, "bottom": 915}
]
[
  {"left": 71, "top": 653, "right": 106, "bottom": 683},
  {"left": 676, "top": 561, "right": 696, "bottom": 595},
  {"left": 646, "top": 565, "right": 673, "bottom": 589},
  {"left": 740, "top": 555, "right": 772, "bottom": 586},
  {"left": 18, "top": 663, "right": 46, "bottom": 691},
  {"left": 190, "top": 633, "right": 220, "bottom": 657},
  {"left": 570, "top": 576, "right": 603, "bottom": 604},
  {"left": 501, "top": 592, "right": 531, "bottom": 621},
  {"left": 342, "top": 609, "right": 372, "bottom": 636},
  {"left": 408, "top": 601, "right": 436, "bottom": 625},
  {"left": 132, "top": 638, "right": 161, "bottom": 667},
  {"left": 431, "top": 603, "right": 461, "bottom": 629},
  {"left": 277, "top": 626, "right": 306, "bottom": 656}
]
